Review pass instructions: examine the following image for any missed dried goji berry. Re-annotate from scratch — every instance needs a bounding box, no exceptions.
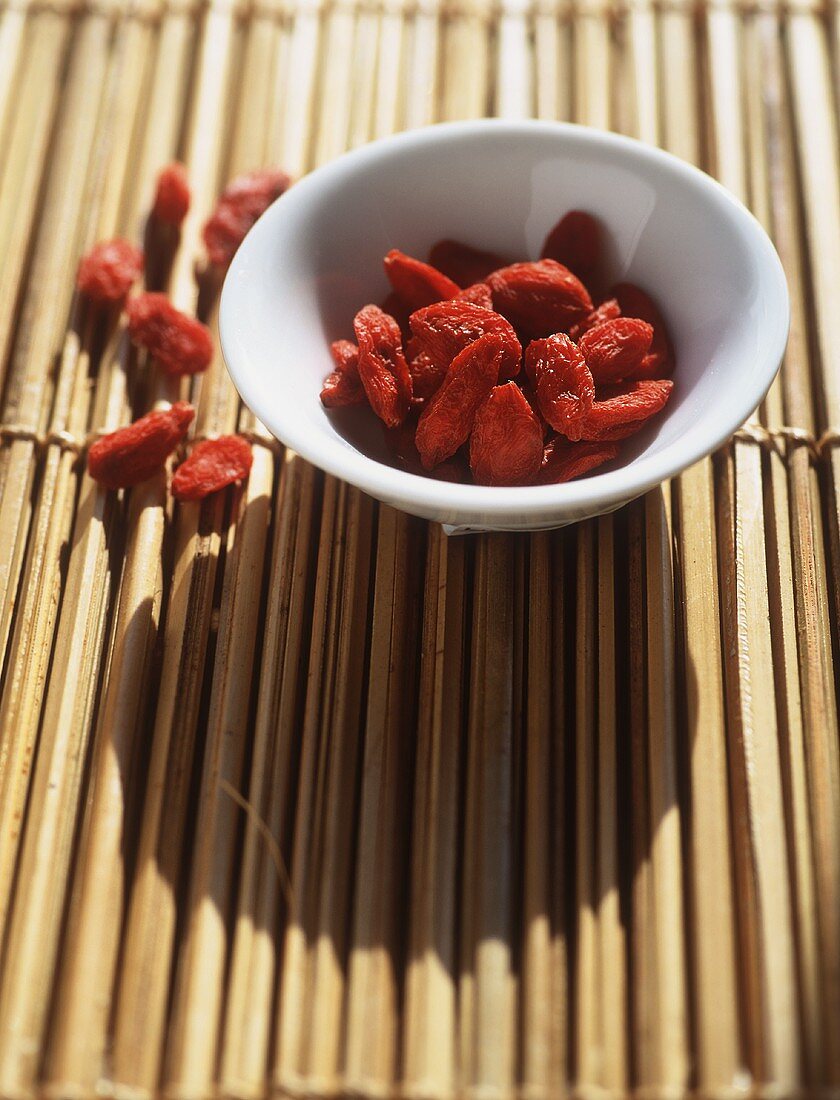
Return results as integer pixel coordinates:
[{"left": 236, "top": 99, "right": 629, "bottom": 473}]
[
  {"left": 320, "top": 370, "right": 366, "bottom": 407},
  {"left": 469, "top": 383, "right": 544, "bottom": 486},
  {"left": 577, "top": 317, "right": 653, "bottom": 384},
  {"left": 611, "top": 282, "right": 674, "bottom": 373},
  {"left": 415, "top": 333, "right": 507, "bottom": 468},
  {"left": 540, "top": 211, "right": 602, "bottom": 283},
  {"left": 407, "top": 347, "right": 446, "bottom": 401},
  {"left": 518, "top": 378, "right": 550, "bottom": 439},
  {"left": 526, "top": 333, "right": 595, "bottom": 435},
  {"left": 88, "top": 401, "right": 195, "bottom": 489},
  {"left": 126, "top": 292, "right": 214, "bottom": 375},
  {"left": 565, "top": 378, "right": 674, "bottom": 441},
  {"left": 569, "top": 298, "right": 621, "bottom": 342},
  {"left": 409, "top": 300, "right": 521, "bottom": 380},
  {"left": 427, "top": 239, "right": 509, "bottom": 287},
  {"left": 76, "top": 239, "right": 144, "bottom": 304},
  {"left": 533, "top": 438, "right": 620, "bottom": 484},
  {"left": 153, "top": 162, "right": 191, "bottom": 226},
  {"left": 354, "top": 304, "right": 412, "bottom": 428},
  {"left": 171, "top": 435, "right": 253, "bottom": 501},
  {"left": 486, "top": 259, "right": 592, "bottom": 338},
  {"left": 455, "top": 282, "right": 493, "bottom": 308},
  {"left": 203, "top": 168, "right": 291, "bottom": 267},
  {"left": 384, "top": 249, "right": 460, "bottom": 311},
  {"left": 321, "top": 338, "right": 364, "bottom": 405}
]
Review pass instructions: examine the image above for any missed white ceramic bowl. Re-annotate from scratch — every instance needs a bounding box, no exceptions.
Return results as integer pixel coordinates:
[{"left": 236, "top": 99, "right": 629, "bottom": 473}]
[{"left": 220, "top": 119, "right": 789, "bottom": 532}]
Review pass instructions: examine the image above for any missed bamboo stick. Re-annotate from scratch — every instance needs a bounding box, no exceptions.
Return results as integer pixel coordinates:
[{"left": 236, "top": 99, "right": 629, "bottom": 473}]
[
  {"left": 460, "top": 535, "right": 516, "bottom": 1097},
  {"left": 0, "top": 0, "right": 29, "bottom": 156},
  {"left": 572, "top": 520, "right": 599, "bottom": 1091},
  {"left": 343, "top": 505, "right": 423, "bottom": 1094},
  {"left": 440, "top": 0, "right": 490, "bottom": 121},
  {"left": 786, "top": 8, "right": 840, "bottom": 1082},
  {"left": 520, "top": 531, "right": 557, "bottom": 1100},
  {"left": 705, "top": 3, "right": 800, "bottom": 1088},
  {"left": 161, "top": 11, "right": 287, "bottom": 1094},
  {"left": 219, "top": 5, "right": 325, "bottom": 1091},
  {"left": 548, "top": 530, "right": 569, "bottom": 1094},
  {"left": 402, "top": 528, "right": 465, "bottom": 1099},
  {"left": 656, "top": 2, "right": 727, "bottom": 1091},
  {"left": 35, "top": 9, "right": 201, "bottom": 1096},
  {"left": 0, "top": 8, "right": 107, "bottom": 684},
  {"left": 0, "top": 9, "right": 71, "bottom": 400},
  {"left": 0, "top": 13, "right": 145, "bottom": 1095},
  {"left": 109, "top": 4, "right": 246, "bottom": 1092}
]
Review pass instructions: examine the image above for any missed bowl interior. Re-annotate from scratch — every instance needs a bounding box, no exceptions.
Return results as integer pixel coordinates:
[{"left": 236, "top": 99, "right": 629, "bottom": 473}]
[{"left": 221, "top": 121, "right": 787, "bottom": 526}]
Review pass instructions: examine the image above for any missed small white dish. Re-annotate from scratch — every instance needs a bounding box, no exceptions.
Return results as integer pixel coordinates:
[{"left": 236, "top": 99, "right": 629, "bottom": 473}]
[{"left": 220, "top": 119, "right": 789, "bottom": 532}]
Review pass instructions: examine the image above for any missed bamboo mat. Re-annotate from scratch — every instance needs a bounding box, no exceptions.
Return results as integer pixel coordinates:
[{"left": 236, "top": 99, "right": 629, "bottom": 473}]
[{"left": 0, "top": 0, "right": 839, "bottom": 1096}]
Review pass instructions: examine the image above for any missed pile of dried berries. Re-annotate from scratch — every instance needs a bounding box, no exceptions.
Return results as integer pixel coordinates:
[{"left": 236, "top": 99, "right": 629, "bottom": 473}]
[
  {"left": 77, "top": 163, "right": 287, "bottom": 496},
  {"left": 319, "top": 212, "right": 675, "bottom": 486}
]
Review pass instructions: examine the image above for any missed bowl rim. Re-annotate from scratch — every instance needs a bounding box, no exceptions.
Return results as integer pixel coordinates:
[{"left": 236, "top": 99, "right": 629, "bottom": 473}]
[{"left": 220, "top": 117, "right": 790, "bottom": 519}]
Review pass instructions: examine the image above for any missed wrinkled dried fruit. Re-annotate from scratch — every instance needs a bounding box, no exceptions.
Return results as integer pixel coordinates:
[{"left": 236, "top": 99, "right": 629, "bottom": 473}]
[
  {"left": 569, "top": 298, "right": 621, "bottom": 342},
  {"left": 153, "top": 163, "right": 191, "bottom": 226},
  {"left": 533, "top": 438, "right": 620, "bottom": 484},
  {"left": 526, "top": 333, "right": 595, "bottom": 434},
  {"left": 171, "top": 435, "right": 253, "bottom": 500},
  {"left": 320, "top": 370, "right": 366, "bottom": 407},
  {"left": 126, "top": 292, "right": 214, "bottom": 375},
  {"left": 611, "top": 282, "right": 674, "bottom": 374},
  {"left": 470, "top": 382, "right": 544, "bottom": 486},
  {"left": 578, "top": 317, "right": 654, "bottom": 383},
  {"left": 540, "top": 211, "right": 601, "bottom": 282},
  {"left": 415, "top": 333, "right": 507, "bottom": 468},
  {"left": 88, "top": 401, "right": 195, "bottom": 489},
  {"left": 330, "top": 338, "right": 360, "bottom": 377},
  {"left": 354, "top": 304, "right": 412, "bottom": 427},
  {"left": 384, "top": 249, "right": 461, "bottom": 310},
  {"left": 76, "top": 239, "right": 144, "bottom": 304},
  {"left": 518, "top": 378, "right": 550, "bottom": 439},
  {"left": 408, "top": 347, "right": 446, "bottom": 401},
  {"left": 455, "top": 282, "right": 494, "bottom": 308},
  {"left": 566, "top": 378, "right": 674, "bottom": 441},
  {"left": 486, "top": 259, "right": 592, "bottom": 338},
  {"left": 409, "top": 300, "right": 521, "bottom": 379},
  {"left": 203, "top": 168, "right": 291, "bottom": 267},
  {"left": 428, "top": 239, "right": 509, "bottom": 287}
]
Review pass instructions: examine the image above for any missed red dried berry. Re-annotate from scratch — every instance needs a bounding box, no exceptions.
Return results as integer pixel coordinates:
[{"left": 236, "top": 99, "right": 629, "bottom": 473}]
[
  {"left": 427, "top": 239, "right": 509, "bottom": 287},
  {"left": 611, "top": 282, "right": 674, "bottom": 373},
  {"left": 408, "top": 348, "right": 446, "bottom": 401},
  {"left": 415, "top": 333, "right": 507, "bottom": 469},
  {"left": 203, "top": 168, "right": 291, "bottom": 267},
  {"left": 518, "top": 378, "right": 550, "bottom": 439},
  {"left": 126, "top": 293, "right": 214, "bottom": 375},
  {"left": 330, "top": 338, "right": 361, "bottom": 377},
  {"left": 578, "top": 317, "right": 654, "bottom": 384},
  {"left": 486, "top": 260, "right": 592, "bottom": 338},
  {"left": 76, "top": 239, "right": 144, "bottom": 304},
  {"left": 384, "top": 250, "right": 461, "bottom": 311},
  {"left": 569, "top": 298, "right": 621, "bottom": 342},
  {"left": 354, "top": 304, "right": 412, "bottom": 428},
  {"left": 88, "top": 402, "right": 195, "bottom": 489},
  {"left": 566, "top": 378, "right": 674, "bottom": 441},
  {"left": 469, "top": 383, "right": 544, "bottom": 486},
  {"left": 540, "top": 211, "right": 601, "bottom": 282},
  {"left": 526, "top": 333, "right": 595, "bottom": 435},
  {"left": 533, "top": 438, "right": 620, "bottom": 484},
  {"left": 455, "top": 282, "right": 493, "bottom": 308},
  {"left": 409, "top": 299, "right": 521, "bottom": 380},
  {"left": 320, "top": 370, "right": 366, "bottom": 407},
  {"left": 153, "top": 163, "right": 191, "bottom": 226},
  {"left": 171, "top": 435, "right": 253, "bottom": 501}
]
